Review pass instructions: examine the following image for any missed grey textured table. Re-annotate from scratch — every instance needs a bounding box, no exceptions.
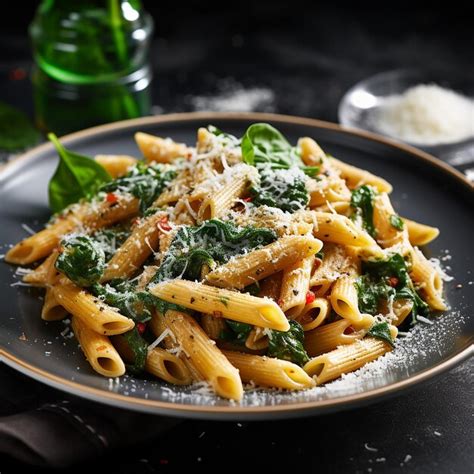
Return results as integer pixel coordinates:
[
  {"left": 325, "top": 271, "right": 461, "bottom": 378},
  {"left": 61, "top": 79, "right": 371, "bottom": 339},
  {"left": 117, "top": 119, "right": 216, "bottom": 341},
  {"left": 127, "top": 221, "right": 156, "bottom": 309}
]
[{"left": 0, "top": 3, "right": 473, "bottom": 472}]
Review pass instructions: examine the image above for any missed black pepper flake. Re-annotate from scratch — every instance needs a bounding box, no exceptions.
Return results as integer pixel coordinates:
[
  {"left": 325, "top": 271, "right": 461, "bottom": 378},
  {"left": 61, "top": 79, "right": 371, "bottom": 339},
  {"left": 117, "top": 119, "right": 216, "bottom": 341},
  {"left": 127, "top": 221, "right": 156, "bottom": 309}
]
[
  {"left": 190, "top": 297, "right": 196, "bottom": 304},
  {"left": 292, "top": 289, "right": 299, "bottom": 296},
  {"left": 171, "top": 294, "right": 176, "bottom": 299},
  {"left": 325, "top": 219, "right": 331, "bottom": 224},
  {"left": 256, "top": 268, "right": 263, "bottom": 275},
  {"left": 99, "top": 307, "right": 104, "bottom": 312},
  {"left": 324, "top": 234, "right": 329, "bottom": 238}
]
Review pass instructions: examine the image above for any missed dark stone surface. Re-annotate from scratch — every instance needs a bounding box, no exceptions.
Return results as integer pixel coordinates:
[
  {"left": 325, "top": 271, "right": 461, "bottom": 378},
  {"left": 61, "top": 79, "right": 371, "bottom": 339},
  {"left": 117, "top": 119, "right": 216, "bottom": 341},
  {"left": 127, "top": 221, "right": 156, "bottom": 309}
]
[{"left": 0, "top": 3, "right": 472, "bottom": 472}]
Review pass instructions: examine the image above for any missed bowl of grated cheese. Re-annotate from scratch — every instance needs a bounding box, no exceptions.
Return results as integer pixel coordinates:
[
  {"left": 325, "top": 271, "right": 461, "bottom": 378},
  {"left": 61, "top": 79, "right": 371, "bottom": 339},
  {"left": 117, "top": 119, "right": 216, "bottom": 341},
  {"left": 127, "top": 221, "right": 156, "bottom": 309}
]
[{"left": 338, "top": 69, "right": 474, "bottom": 164}]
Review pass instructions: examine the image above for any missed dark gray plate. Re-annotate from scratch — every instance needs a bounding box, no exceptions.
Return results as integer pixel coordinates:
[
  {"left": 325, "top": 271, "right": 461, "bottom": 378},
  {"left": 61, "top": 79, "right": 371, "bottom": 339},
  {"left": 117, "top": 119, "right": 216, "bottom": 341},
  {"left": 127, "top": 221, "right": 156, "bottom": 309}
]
[{"left": 0, "top": 113, "right": 472, "bottom": 420}]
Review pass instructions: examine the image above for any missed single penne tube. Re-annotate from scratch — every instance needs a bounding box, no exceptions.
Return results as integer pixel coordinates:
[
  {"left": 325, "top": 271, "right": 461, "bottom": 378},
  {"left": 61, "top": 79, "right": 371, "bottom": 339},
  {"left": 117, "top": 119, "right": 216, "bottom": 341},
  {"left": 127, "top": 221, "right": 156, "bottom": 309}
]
[
  {"left": 5, "top": 216, "right": 78, "bottom": 265},
  {"left": 307, "top": 177, "right": 352, "bottom": 207},
  {"left": 6, "top": 195, "right": 139, "bottom": 265},
  {"left": 94, "top": 154, "right": 138, "bottom": 178},
  {"left": 102, "top": 211, "right": 166, "bottom": 281},
  {"left": 295, "top": 297, "right": 330, "bottom": 331},
  {"left": 197, "top": 172, "right": 249, "bottom": 222},
  {"left": 329, "top": 157, "right": 393, "bottom": 193},
  {"left": 304, "top": 318, "right": 364, "bottom": 356},
  {"left": 279, "top": 255, "right": 315, "bottom": 318},
  {"left": 22, "top": 250, "right": 60, "bottom": 286},
  {"left": 402, "top": 218, "right": 440, "bottom": 246},
  {"left": 52, "top": 282, "right": 134, "bottom": 335},
  {"left": 313, "top": 212, "right": 382, "bottom": 254},
  {"left": 205, "top": 235, "right": 322, "bottom": 290},
  {"left": 392, "top": 299, "right": 414, "bottom": 326},
  {"left": 330, "top": 275, "right": 363, "bottom": 323},
  {"left": 201, "top": 313, "right": 226, "bottom": 340},
  {"left": 149, "top": 311, "right": 202, "bottom": 381},
  {"left": 304, "top": 337, "right": 392, "bottom": 384},
  {"left": 135, "top": 132, "right": 189, "bottom": 163},
  {"left": 410, "top": 246, "right": 446, "bottom": 311},
  {"left": 163, "top": 310, "right": 243, "bottom": 400},
  {"left": 71, "top": 316, "right": 126, "bottom": 377},
  {"left": 223, "top": 350, "right": 315, "bottom": 390},
  {"left": 373, "top": 193, "right": 409, "bottom": 248},
  {"left": 41, "top": 287, "right": 68, "bottom": 321},
  {"left": 149, "top": 279, "right": 290, "bottom": 331},
  {"left": 309, "top": 243, "right": 359, "bottom": 290},
  {"left": 298, "top": 137, "right": 326, "bottom": 166},
  {"left": 145, "top": 347, "right": 193, "bottom": 385}
]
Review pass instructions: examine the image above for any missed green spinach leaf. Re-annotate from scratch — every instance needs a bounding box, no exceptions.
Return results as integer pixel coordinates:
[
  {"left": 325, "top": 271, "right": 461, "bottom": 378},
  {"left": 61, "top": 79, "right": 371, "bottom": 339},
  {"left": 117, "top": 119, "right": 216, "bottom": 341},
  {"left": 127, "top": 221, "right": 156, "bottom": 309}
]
[
  {"left": 350, "top": 185, "right": 377, "bottom": 238},
  {"left": 151, "top": 219, "right": 277, "bottom": 284},
  {"left": 220, "top": 320, "right": 253, "bottom": 345},
  {"left": 267, "top": 320, "right": 309, "bottom": 366},
  {"left": 390, "top": 214, "right": 404, "bottom": 231},
  {"left": 250, "top": 165, "right": 309, "bottom": 213},
  {"left": 119, "top": 327, "right": 148, "bottom": 375},
  {"left": 367, "top": 322, "right": 394, "bottom": 346},
  {"left": 48, "top": 133, "right": 112, "bottom": 213},
  {"left": 241, "top": 123, "right": 319, "bottom": 177},
  {"left": 99, "top": 162, "right": 176, "bottom": 214},
  {"left": 56, "top": 235, "right": 105, "bottom": 287}
]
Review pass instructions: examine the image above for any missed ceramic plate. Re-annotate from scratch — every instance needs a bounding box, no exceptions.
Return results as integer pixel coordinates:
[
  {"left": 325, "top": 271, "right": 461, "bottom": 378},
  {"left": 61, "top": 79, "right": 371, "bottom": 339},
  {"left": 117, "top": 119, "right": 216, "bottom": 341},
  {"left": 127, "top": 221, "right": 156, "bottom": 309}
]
[{"left": 0, "top": 112, "right": 472, "bottom": 420}]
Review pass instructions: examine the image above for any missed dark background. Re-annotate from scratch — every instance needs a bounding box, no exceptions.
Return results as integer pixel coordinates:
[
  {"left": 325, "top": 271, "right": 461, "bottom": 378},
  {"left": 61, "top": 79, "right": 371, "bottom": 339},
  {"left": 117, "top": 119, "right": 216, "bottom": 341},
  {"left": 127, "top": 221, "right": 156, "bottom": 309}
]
[{"left": 1, "top": 2, "right": 473, "bottom": 473}]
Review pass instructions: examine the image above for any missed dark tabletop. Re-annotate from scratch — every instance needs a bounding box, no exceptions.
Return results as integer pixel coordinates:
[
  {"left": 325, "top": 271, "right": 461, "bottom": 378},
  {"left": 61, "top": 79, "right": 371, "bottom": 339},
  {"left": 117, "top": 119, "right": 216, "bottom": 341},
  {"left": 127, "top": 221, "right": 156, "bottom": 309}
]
[{"left": 0, "top": 2, "right": 473, "bottom": 472}]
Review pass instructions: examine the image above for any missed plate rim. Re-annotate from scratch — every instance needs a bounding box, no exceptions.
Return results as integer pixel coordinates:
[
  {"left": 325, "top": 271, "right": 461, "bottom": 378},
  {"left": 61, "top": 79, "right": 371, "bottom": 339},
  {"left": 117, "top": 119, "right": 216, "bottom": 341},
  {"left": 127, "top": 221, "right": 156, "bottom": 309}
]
[{"left": 1, "top": 111, "right": 473, "bottom": 419}]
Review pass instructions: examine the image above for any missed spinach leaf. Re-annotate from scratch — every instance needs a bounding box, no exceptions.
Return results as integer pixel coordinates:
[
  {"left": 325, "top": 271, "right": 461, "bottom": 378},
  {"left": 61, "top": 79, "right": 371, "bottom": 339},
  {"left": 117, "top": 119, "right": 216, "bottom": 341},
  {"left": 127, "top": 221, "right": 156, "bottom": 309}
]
[
  {"left": 99, "top": 162, "right": 176, "bottom": 214},
  {"left": 56, "top": 235, "right": 105, "bottom": 287},
  {"left": 390, "top": 214, "right": 404, "bottom": 231},
  {"left": 367, "top": 322, "right": 394, "bottom": 346},
  {"left": 350, "top": 185, "right": 377, "bottom": 238},
  {"left": 355, "top": 274, "right": 395, "bottom": 315},
  {"left": 267, "top": 320, "right": 309, "bottom": 366},
  {"left": 119, "top": 327, "right": 148, "bottom": 375},
  {"left": 220, "top": 320, "right": 253, "bottom": 345},
  {"left": 48, "top": 133, "right": 112, "bottom": 213},
  {"left": 250, "top": 165, "right": 309, "bottom": 213},
  {"left": 241, "top": 123, "right": 319, "bottom": 177},
  {"left": 92, "top": 280, "right": 153, "bottom": 323},
  {"left": 151, "top": 219, "right": 277, "bottom": 283},
  {"left": 0, "top": 101, "right": 40, "bottom": 151},
  {"left": 244, "top": 282, "right": 261, "bottom": 296},
  {"left": 359, "top": 253, "right": 429, "bottom": 323}
]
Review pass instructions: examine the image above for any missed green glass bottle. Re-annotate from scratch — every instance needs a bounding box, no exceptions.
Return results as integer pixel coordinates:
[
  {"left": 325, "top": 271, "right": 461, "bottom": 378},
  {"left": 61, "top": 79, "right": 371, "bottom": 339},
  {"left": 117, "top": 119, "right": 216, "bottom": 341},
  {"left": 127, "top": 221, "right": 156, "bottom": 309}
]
[{"left": 30, "top": 0, "right": 153, "bottom": 135}]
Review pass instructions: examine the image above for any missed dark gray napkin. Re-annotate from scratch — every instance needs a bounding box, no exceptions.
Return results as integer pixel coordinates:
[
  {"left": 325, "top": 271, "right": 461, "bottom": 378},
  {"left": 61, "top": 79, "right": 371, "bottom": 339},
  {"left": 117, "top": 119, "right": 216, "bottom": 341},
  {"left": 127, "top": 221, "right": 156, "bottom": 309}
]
[{"left": 0, "top": 363, "right": 179, "bottom": 467}]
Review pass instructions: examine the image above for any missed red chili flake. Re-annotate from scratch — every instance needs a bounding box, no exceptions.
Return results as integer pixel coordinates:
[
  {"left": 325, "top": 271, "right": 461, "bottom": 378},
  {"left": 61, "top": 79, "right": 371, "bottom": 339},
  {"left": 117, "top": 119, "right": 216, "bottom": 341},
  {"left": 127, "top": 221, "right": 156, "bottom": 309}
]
[
  {"left": 137, "top": 322, "right": 146, "bottom": 334},
  {"left": 158, "top": 215, "right": 172, "bottom": 231},
  {"left": 243, "top": 197, "right": 252, "bottom": 202},
  {"left": 106, "top": 192, "right": 118, "bottom": 204},
  {"left": 344, "top": 326, "right": 355, "bottom": 335},
  {"left": 305, "top": 290, "right": 316, "bottom": 305},
  {"left": 388, "top": 276, "right": 399, "bottom": 287}
]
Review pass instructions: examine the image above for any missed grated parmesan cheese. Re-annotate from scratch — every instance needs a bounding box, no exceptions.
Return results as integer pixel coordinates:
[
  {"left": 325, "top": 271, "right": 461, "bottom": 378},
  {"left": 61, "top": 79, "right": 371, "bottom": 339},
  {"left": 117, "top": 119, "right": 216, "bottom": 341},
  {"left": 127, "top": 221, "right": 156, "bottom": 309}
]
[{"left": 376, "top": 84, "right": 474, "bottom": 145}]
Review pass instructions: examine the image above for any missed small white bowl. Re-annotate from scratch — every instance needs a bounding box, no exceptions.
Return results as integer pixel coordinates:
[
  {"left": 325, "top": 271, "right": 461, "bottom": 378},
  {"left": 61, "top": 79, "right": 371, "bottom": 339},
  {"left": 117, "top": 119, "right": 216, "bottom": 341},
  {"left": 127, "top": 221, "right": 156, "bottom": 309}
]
[{"left": 338, "top": 69, "right": 474, "bottom": 166}]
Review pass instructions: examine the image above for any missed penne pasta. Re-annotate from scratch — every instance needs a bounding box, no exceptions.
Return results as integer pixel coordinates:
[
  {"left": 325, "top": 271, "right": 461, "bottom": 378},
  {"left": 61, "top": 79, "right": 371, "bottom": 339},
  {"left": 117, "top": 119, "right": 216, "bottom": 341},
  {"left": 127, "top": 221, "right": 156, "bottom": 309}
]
[
  {"left": 149, "top": 279, "right": 290, "bottom": 331},
  {"left": 223, "top": 350, "right": 315, "bottom": 390},
  {"left": 94, "top": 154, "right": 138, "bottom": 178},
  {"left": 295, "top": 297, "right": 330, "bottom": 331},
  {"left": 304, "top": 338, "right": 392, "bottom": 384},
  {"left": 403, "top": 218, "right": 440, "bottom": 246},
  {"left": 72, "top": 316, "right": 126, "bottom": 377},
  {"left": 135, "top": 132, "right": 189, "bottom": 163},
  {"left": 205, "top": 235, "right": 322, "bottom": 290},
  {"left": 163, "top": 310, "right": 243, "bottom": 400}
]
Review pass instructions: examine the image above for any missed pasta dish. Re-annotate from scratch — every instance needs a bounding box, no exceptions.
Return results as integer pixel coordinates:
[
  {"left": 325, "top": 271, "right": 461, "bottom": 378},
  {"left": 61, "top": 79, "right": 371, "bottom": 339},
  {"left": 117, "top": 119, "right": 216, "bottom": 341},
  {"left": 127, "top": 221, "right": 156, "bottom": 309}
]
[{"left": 5, "top": 123, "right": 445, "bottom": 401}]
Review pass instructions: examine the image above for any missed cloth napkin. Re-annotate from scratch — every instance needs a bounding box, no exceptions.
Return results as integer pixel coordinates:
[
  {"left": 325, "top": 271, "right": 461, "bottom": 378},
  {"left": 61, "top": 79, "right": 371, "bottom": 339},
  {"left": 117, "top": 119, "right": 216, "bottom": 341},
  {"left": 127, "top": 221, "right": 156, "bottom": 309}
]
[{"left": 0, "top": 363, "right": 179, "bottom": 467}]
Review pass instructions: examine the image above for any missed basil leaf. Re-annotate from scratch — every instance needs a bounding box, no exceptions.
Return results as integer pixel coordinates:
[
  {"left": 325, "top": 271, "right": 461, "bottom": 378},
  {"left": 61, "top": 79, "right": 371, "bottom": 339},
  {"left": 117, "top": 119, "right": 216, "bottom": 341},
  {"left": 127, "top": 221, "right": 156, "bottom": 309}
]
[
  {"left": 367, "top": 322, "right": 394, "bottom": 346},
  {"left": 0, "top": 101, "right": 40, "bottom": 151},
  {"left": 390, "top": 214, "right": 404, "bottom": 231},
  {"left": 241, "top": 123, "right": 318, "bottom": 177},
  {"left": 350, "top": 185, "right": 377, "bottom": 238},
  {"left": 267, "top": 320, "right": 309, "bottom": 366},
  {"left": 56, "top": 235, "right": 105, "bottom": 287},
  {"left": 48, "top": 133, "right": 112, "bottom": 213}
]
